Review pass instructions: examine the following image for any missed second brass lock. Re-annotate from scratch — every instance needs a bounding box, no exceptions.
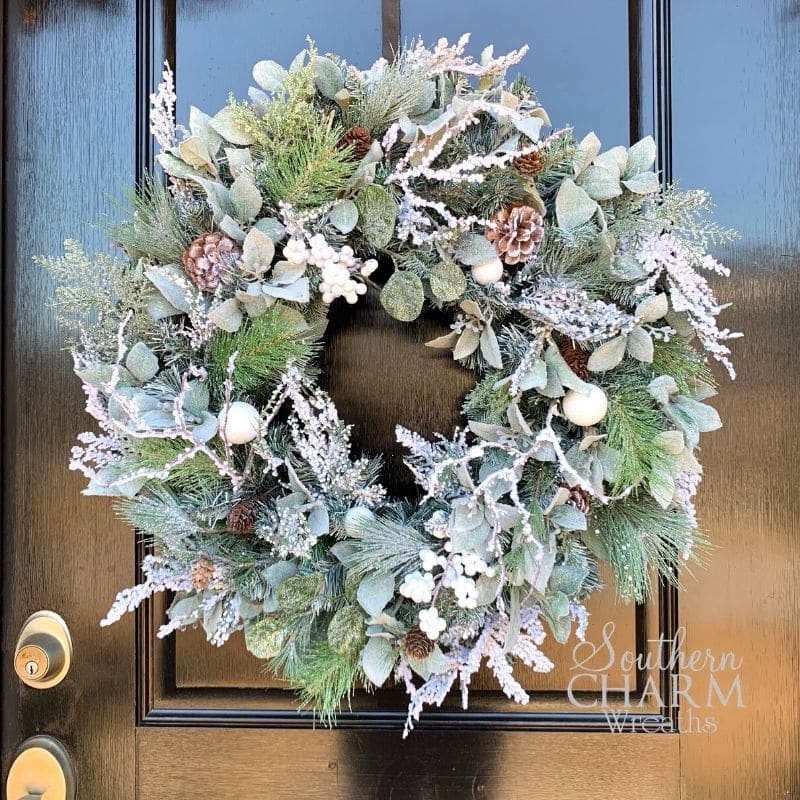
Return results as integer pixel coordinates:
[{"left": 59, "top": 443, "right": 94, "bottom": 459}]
[{"left": 14, "top": 611, "right": 72, "bottom": 689}]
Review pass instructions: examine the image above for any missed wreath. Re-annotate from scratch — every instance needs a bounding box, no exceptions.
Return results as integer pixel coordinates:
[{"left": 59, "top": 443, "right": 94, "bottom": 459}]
[{"left": 41, "top": 35, "right": 739, "bottom": 735}]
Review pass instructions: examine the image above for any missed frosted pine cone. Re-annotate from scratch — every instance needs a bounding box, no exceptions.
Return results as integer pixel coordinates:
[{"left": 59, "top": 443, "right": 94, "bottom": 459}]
[
  {"left": 226, "top": 496, "right": 266, "bottom": 535},
  {"left": 189, "top": 558, "right": 215, "bottom": 591},
  {"left": 404, "top": 626, "right": 435, "bottom": 659},
  {"left": 182, "top": 232, "right": 241, "bottom": 292},
  {"left": 337, "top": 125, "right": 372, "bottom": 161},
  {"left": 557, "top": 338, "right": 590, "bottom": 381},
  {"left": 485, "top": 205, "right": 545, "bottom": 265},
  {"left": 563, "top": 485, "right": 592, "bottom": 514},
  {"left": 515, "top": 150, "right": 545, "bottom": 177}
]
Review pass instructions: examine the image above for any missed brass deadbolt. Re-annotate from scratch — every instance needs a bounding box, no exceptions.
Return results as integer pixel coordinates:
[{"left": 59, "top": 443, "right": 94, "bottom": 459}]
[
  {"left": 6, "top": 736, "right": 75, "bottom": 800},
  {"left": 13, "top": 612, "right": 72, "bottom": 689}
]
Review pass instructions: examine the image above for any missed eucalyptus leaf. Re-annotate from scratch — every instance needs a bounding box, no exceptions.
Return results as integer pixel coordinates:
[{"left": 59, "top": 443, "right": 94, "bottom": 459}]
[
  {"left": 549, "top": 564, "right": 589, "bottom": 596},
  {"left": 219, "top": 215, "right": 246, "bottom": 242},
  {"left": 361, "top": 636, "right": 394, "bottom": 687},
  {"left": 125, "top": 342, "right": 159, "bottom": 383},
  {"left": 189, "top": 106, "right": 222, "bottom": 155},
  {"left": 479, "top": 325, "right": 503, "bottom": 368},
  {"left": 626, "top": 326, "right": 654, "bottom": 363},
  {"left": 224, "top": 147, "right": 253, "bottom": 178},
  {"left": 262, "top": 278, "right": 310, "bottom": 303},
  {"left": 208, "top": 298, "right": 244, "bottom": 333},
  {"left": 573, "top": 131, "right": 602, "bottom": 175},
  {"left": 253, "top": 59, "right": 288, "bottom": 92},
  {"left": 307, "top": 504, "right": 330, "bottom": 537},
  {"left": 178, "top": 136, "right": 214, "bottom": 170},
  {"left": 578, "top": 164, "right": 622, "bottom": 201},
  {"left": 271, "top": 261, "right": 306, "bottom": 285},
  {"left": 145, "top": 265, "right": 194, "bottom": 313},
  {"left": 622, "top": 171, "right": 660, "bottom": 195},
  {"left": 329, "top": 200, "right": 359, "bottom": 234},
  {"left": 357, "top": 571, "right": 395, "bottom": 617},
  {"left": 355, "top": 185, "right": 397, "bottom": 249},
  {"left": 556, "top": 178, "right": 597, "bottom": 229},
  {"left": 230, "top": 174, "right": 263, "bottom": 221},
  {"left": 587, "top": 335, "right": 627, "bottom": 372},
  {"left": 314, "top": 55, "right": 344, "bottom": 99},
  {"left": 429, "top": 259, "right": 467, "bottom": 301},
  {"left": 625, "top": 136, "right": 657, "bottom": 177},
  {"left": 192, "top": 412, "right": 219, "bottom": 442},
  {"left": 242, "top": 227, "right": 275, "bottom": 275},
  {"left": 453, "top": 233, "right": 497, "bottom": 266},
  {"left": 254, "top": 217, "right": 287, "bottom": 243},
  {"left": 156, "top": 152, "right": 201, "bottom": 180},
  {"left": 518, "top": 358, "right": 548, "bottom": 391},
  {"left": 636, "top": 292, "right": 669, "bottom": 322},
  {"left": 210, "top": 106, "right": 256, "bottom": 145},
  {"left": 610, "top": 254, "right": 648, "bottom": 281},
  {"left": 380, "top": 271, "right": 424, "bottom": 322},
  {"left": 548, "top": 504, "right": 587, "bottom": 531},
  {"left": 452, "top": 327, "right": 481, "bottom": 360}
]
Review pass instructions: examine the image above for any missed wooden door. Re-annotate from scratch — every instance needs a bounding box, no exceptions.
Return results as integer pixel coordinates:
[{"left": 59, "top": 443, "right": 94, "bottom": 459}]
[{"left": 2, "top": 2, "right": 797, "bottom": 798}]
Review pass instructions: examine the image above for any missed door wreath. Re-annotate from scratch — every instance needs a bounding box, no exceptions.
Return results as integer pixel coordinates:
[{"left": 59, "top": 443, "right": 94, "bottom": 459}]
[{"left": 40, "top": 35, "right": 738, "bottom": 735}]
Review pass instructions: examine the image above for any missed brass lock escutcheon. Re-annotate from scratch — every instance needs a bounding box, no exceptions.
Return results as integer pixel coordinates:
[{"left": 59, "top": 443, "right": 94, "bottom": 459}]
[
  {"left": 6, "top": 736, "right": 75, "bottom": 800},
  {"left": 13, "top": 612, "right": 72, "bottom": 689}
]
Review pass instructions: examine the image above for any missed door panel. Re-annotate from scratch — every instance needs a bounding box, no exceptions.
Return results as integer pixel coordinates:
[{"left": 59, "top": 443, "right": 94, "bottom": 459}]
[{"left": 159, "top": 0, "right": 658, "bottom": 727}]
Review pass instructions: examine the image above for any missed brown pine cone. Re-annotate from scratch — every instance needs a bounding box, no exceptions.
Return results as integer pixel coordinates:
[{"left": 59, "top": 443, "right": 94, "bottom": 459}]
[
  {"left": 557, "top": 339, "right": 590, "bottom": 381},
  {"left": 226, "top": 496, "right": 266, "bottom": 535},
  {"left": 181, "top": 232, "right": 241, "bottom": 292},
  {"left": 404, "top": 626, "right": 435, "bottom": 660},
  {"left": 562, "top": 485, "right": 592, "bottom": 514},
  {"left": 189, "top": 558, "right": 215, "bottom": 591},
  {"left": 485, "top": 205, "right": 545, "bottom": 265},
  {"left": 337, "top": 125, "right": 372, "bottom": 161},
  {"left": 515, "top": 149, "right": 545, "bottom": 177}
]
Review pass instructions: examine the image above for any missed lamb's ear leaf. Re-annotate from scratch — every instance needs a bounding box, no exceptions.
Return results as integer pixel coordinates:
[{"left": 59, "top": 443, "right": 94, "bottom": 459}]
[
  {"left": 587, "top": 335, "right": 627, "bottom": 372},
  {"left": 361, "top": 636, "right": 394, "bottom": 687},
  {"left": 356, "top": 572, "right": 395, "bottom": 617},
  {"left": 556, "top": 178, "right": 597, "bottom": 229}
]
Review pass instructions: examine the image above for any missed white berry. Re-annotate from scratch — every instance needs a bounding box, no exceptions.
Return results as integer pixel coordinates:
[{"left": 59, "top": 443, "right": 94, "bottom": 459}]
[
  {"left": 562, "top": 386, "right": 608, "bottom": 427},
  {"left": 471, "top": 257, "right": 504, "bottom": 286},
  {"left": 218, "top": 401, "right": 261, "bottom": 444}
]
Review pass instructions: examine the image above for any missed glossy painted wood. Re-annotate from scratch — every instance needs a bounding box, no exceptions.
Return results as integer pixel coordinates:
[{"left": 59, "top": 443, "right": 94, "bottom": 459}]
[
  {"left": 670, "top": 2, "right": 800, "bottom": 797},
  {"left": 137, "top": 727, "right": 680, "bottom": 799},
  {"left": 1, "top": 1, "right": 137, "bottom": 798}
]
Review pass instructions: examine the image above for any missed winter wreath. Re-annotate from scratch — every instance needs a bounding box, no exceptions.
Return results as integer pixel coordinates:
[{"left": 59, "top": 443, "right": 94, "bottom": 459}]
[{"left": 41, "top": 36, "right": 740, "bottom": 735}]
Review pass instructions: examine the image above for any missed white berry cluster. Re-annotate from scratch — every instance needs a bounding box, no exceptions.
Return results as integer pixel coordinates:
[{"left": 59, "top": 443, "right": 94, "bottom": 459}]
[
  {"left": 440, "top": 551, "right": 494, "bottom": 610},
  {"left": 418, "top": 606, "right": 447, "bottom": 640},
  {"left": 399, "top": 570, "right": 435, "bottom": 604},
  {"left": 283, "top": 234, "right": 378, "bottom": 305}
]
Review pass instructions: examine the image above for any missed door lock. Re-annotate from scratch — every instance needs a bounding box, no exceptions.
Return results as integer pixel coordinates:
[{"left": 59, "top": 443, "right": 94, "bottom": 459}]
[
  {"left": 6, "top": 736, "right": 75, "bottom": 800},
  {"left": 13, "top": 612, "right": 72, "bottom": 689}
]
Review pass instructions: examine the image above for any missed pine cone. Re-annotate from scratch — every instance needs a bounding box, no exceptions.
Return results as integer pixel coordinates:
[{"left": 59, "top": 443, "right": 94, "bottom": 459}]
[
  {"left": 337, "top": 125, "right": 372, "bottom": 161},
  {"left": 181, "top": 232, "right": 241, "bottom": 292},
  {"left": 404, "top": 626, "right": 435, "bottom": 660},
  {"left": 485, "top": 205, "right": 545, "bottom": 265},
  {"left": 515, "top": 149, "right": 545, "bottom": 177},
  {"left": 557, "top": 338, "right": 590, "bottom": 381},
  {"left": 189, "top": 558, "right": 215, "bottom": 591},
  {"left": 226, "top": 496, "right": 266, "bottom": 535},
  {"left": 562, "top": 485, "right": 592, "bottom": 514}
]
